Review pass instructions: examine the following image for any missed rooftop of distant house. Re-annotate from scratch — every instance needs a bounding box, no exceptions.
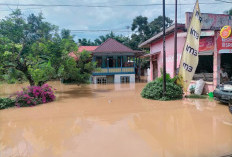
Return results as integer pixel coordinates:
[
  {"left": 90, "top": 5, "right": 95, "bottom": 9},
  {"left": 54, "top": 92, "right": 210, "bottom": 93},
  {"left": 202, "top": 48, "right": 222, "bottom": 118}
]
[
  {"left": 92, "top": 38, "right": 144, "bottom": 56},
  {"left": 78, "top": 46, "right": 99, "bottom": 52},
  {"left": 68, "top": 46, "right": 98, "bottom": 60}
]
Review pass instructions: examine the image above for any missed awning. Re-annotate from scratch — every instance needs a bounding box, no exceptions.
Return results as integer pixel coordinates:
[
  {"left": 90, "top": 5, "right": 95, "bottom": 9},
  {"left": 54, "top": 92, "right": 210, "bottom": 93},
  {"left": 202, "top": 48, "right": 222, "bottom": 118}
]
[
  {"left": 139, "top": 51, "right": 160, "bottom": 58},
  {"left": 199, "top": 51, "right": 213, "bottom": 55}
]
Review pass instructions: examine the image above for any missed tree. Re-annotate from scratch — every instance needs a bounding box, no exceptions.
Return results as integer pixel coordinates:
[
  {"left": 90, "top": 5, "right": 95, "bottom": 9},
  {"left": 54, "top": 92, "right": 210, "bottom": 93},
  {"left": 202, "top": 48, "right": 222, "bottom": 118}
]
[
  {"left": 61, "top": 29, "right": 72, "bottom": 39},
  {"left": 77, "top": 15, "right": 173, "bottom": 50},
  {"left": 78, "top": 38, "right": 96, "bottom": 46},
  {"left": 94, "top": 31, "right": 129, "bottom": 45},
  {"left": 77, "top": 32, "right": 130, "bottom": 47},
  {"left": 0, "top": 9, "right": 95, "bottom": 86},
  {"left": 130, "top": 15, "right": 173, "bottom": 49},
  {"left": 224, "top": 8, "right": 232, "bottom": 15},
  {"left": 58, "top": 50, "right": 96, "bottom": 84}
]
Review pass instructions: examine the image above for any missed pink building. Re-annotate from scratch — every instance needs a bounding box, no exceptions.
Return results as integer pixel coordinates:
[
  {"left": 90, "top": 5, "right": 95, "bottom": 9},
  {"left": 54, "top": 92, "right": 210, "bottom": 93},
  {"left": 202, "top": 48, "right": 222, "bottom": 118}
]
[{"left": 139, "top": 13, "right": 232, "bottom": 93}]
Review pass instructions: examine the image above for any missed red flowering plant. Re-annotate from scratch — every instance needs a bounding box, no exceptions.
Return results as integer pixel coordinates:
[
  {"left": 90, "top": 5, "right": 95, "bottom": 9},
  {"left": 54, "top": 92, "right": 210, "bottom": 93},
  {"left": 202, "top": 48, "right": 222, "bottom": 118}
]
[{"left": 15, "top": 84, "right": 56, "bottom": 107}]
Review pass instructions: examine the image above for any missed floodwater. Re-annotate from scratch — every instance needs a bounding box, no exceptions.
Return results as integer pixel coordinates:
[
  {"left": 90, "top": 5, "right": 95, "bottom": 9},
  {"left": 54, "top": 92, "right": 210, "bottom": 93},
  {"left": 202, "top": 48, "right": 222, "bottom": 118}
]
[{"left": 0, "top": 82, "right": 232, "bottom": 157}]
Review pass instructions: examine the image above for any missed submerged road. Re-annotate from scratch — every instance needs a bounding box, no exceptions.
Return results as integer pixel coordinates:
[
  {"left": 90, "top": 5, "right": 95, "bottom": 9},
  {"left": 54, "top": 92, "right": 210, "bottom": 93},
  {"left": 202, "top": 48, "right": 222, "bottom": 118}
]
[{"left": 0, "top": 82, "right": 232, "bottom": 157}]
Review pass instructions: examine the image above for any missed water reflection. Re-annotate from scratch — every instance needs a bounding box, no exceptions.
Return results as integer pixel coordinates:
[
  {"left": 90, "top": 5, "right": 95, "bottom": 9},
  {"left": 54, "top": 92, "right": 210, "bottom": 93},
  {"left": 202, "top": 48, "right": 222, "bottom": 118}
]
[{"left": 0, "top": 82, "right": 232, "bottom": 157}]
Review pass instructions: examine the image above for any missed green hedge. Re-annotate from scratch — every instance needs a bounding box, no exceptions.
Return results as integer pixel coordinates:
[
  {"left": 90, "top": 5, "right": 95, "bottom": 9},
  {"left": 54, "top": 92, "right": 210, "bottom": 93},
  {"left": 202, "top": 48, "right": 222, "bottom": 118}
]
[
  {"left": 0, "top": 98, "right": 16, "bottom": 110},
  {"left": 141, "top": 74, "right": 183, "bottom": 101}
]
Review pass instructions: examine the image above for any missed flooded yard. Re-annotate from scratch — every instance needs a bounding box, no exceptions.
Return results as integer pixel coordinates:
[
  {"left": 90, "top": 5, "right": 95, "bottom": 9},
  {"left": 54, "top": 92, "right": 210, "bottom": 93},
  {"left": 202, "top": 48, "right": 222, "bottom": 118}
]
[{"left": 0, "top": 82, "right": 232, "bottom": 157}]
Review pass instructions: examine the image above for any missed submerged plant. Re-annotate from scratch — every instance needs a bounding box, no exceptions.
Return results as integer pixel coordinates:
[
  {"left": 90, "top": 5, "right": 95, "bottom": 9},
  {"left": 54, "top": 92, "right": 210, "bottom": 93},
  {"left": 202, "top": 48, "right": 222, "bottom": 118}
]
[
  {"left": 0, "top": 98, "right": 16, "bottom": 110},
  {"left": 15, "top": 84, "right": 56, "bottom": 107},
  {"left": 141, "top": 74, "right": 183, "bottom": 101}
]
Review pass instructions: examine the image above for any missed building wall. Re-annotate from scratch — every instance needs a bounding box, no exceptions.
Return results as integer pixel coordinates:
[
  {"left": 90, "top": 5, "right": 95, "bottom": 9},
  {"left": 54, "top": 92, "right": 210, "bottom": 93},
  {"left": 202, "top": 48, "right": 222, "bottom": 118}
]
[
  {"left": 114, "top": 74, "right": 135, "bottom": 83},
  {"left": 149, "top": 30, "right": 222, "bottom": 93},
  {"left": 93, "top": 74, "right": 135, "bottom": 84},
  {"left": 150, "top": 31, "right": 186, "bottom": 80}
]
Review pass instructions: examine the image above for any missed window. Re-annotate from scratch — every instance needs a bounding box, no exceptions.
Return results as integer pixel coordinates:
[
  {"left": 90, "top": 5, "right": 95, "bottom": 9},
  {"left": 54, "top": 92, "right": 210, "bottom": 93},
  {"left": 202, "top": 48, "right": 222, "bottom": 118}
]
[
  {"left": 97, "top": 77, "right": 107, "bottom": 84},
  {"left": 120, "top": 76, "right": 130, "bottom": 83}
]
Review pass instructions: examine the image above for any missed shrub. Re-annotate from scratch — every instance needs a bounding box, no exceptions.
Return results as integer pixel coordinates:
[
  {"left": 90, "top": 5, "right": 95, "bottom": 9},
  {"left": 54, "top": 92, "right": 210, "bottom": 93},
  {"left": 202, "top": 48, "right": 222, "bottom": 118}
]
[
  {"left": 141, "top": 74, "right": 183, "bottom": 101},
  {"left": 0, "top": 98, "right": 16, "bottom": 110},
  {"left": 15, "top": 84, "right": 56, "bottom": 107}
]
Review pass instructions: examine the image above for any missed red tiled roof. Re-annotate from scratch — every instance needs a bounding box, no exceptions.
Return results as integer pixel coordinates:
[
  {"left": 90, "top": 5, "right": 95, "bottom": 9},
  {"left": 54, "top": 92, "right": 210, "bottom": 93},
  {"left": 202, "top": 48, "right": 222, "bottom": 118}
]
[
  {"left": 78, "top": 46, "right": 98, "bottom": 52},
  {"left": 68, "top": 52, "right": 79, "bottom": 60},
  {"left": 68, "top": 46, "right": 98, "bottom": 60},
  {"left": 93, "top": 38, "right": 136, "bottom": 53}
]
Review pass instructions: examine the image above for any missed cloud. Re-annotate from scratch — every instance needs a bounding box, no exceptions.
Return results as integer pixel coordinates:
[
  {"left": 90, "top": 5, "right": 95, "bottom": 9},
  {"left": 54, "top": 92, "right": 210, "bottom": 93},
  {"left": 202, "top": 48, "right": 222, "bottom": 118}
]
[{"left": 0, "top": 0, "right": 231, "bottom": 41}]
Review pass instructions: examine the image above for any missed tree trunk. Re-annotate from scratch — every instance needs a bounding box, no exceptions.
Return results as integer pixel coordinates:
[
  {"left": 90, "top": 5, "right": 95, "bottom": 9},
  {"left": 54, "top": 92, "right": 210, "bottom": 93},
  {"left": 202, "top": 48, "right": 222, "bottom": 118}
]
[
  {"left": 25, "top": 71, "right": 35, "bottom": 86},
  {"left": 15, "top": 59, "right": 35, "bottom": 86},
  {"left": 38, "top": 81, "right": 47, "bottom": 86}
]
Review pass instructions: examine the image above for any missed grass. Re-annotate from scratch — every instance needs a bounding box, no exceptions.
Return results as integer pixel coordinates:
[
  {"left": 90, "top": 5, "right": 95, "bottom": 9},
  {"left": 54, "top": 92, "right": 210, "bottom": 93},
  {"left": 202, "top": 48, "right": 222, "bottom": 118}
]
[{"left": 185, "top": 94, "right": 208, "bottom": 99}]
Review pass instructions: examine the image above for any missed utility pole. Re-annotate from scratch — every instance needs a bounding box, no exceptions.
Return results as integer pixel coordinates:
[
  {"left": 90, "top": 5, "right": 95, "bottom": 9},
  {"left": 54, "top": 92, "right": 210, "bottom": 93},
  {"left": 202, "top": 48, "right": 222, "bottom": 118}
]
[
  {"left": 174, "top": 0, "right": 177, "bottom": 75},
  {"left": 162, "top": 0, "right": 166, "bottom": 95}
]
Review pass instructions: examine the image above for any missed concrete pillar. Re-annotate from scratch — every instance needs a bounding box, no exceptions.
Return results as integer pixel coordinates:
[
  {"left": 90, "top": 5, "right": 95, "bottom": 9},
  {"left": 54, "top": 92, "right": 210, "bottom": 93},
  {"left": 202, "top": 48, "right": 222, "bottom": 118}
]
[
  {"left": 102, "top": 56, "right": 106, "bottom": 68},
  {"left": 213, "top": 31, "right": 221, "bottom": 87},
  {"left": 121, "top": 56, "right": 122, "bottom": 72},
  {"left": 150, "top": 56, "right": 153, "bottom": 81},
  {"left": 115, "top": 56, "right": 118, "bottom": 67},
  {"left": 107, "top": 57, "right": 109, "bottom": 73}
]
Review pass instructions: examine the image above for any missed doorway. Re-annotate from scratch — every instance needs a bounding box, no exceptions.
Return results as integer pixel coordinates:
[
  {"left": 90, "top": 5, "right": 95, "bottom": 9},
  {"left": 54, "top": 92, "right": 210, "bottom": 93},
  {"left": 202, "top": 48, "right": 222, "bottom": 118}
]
[
  {"left": 221, "top": 53, "right": 232, "bottom": 80},
  {"left": 153, "top": 60, "right": 158, "bottom": 80},
  {"left": 108, "top": 57, "right": 114, "bottom": 67}
]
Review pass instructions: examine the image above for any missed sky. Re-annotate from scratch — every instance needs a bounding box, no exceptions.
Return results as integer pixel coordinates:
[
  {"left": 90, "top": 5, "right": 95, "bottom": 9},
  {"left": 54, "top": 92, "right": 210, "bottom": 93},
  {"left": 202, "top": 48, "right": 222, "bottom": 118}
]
[{"left": 0, "top": 0, "right": 231, "bottom": 42}]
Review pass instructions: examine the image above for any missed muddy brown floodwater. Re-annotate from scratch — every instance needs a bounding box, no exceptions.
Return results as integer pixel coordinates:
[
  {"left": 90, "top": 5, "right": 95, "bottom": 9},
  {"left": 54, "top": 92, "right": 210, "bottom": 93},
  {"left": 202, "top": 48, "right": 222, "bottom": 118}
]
[{"left": 0, "top": 82, "right": 232, "bottom": 157}]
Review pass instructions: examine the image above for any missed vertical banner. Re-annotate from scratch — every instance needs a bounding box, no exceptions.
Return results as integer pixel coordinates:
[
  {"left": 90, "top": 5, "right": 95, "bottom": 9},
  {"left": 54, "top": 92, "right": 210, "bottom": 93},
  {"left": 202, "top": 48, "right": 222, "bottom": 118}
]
[{"left": 177, "top": 0, "right": 202, "bottom": 91}]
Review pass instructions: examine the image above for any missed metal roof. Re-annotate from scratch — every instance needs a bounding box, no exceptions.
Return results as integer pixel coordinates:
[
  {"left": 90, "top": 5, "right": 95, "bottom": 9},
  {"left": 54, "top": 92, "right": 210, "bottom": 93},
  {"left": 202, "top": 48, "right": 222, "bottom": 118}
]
[{"left": 139, "top": 24, "right": 186, "bottom": 48}]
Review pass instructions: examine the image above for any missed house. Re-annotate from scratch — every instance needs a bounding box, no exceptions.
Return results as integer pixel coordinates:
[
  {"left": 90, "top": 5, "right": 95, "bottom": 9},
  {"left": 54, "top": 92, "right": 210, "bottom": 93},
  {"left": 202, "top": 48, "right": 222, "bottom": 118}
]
[
  {"left": 91, "top": 38, "right": 143, "bottom": 84},
  {"left": 139, "top": 13, "right": 232, "bottom": 93},
  {"left": 68, "top": 46, "right": 98, "bottom": 60}
]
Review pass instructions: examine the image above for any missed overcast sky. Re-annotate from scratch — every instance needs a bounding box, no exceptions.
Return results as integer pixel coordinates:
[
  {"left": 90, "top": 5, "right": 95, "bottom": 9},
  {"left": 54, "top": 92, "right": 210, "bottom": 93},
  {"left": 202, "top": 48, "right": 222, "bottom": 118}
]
[{"left": 0, "top": 0, "right": 231, "bottom": 42}]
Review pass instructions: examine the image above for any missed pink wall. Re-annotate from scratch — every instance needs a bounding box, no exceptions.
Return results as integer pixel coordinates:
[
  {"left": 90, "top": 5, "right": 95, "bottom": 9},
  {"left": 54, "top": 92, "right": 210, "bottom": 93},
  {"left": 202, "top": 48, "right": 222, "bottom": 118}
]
[
  {"left": 150, "top": 31, "right": 186, "bottom": 80},
  {"left": 213, "top": 31, "right": 220, "bottom": 88},
  {"left": 149, "top": 30, "right": 220, "bottom": 93}
]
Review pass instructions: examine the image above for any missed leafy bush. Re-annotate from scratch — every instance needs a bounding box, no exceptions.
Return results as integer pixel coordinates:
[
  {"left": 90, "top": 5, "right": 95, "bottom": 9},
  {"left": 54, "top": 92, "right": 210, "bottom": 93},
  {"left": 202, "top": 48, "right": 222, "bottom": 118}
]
[
  {"left": 15, "top": 84, "right": 56, "bottom": 107},
  {"left": 141, "top": 74, "right": 183, "bottom": 101},
  {"left": 0, "top": 98, "right": 16, "bottom": 110}
]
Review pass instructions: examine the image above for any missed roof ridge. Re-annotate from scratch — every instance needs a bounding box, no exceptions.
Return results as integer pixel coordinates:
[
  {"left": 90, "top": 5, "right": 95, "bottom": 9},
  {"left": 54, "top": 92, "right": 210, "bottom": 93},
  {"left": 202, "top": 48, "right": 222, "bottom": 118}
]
[
  {"left": 93, "top": 38, "right": 134, "bottom": 53},
  {"left": 93, "top": 38, "right": 112, "bottom": 52}
]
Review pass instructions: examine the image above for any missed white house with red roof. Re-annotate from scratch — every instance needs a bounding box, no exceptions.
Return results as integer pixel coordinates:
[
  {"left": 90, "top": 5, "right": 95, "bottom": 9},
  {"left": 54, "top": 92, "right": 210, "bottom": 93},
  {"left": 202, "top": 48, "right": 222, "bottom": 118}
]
[{"left": 92, "top": 38, "right": 143, "bottom": 84}]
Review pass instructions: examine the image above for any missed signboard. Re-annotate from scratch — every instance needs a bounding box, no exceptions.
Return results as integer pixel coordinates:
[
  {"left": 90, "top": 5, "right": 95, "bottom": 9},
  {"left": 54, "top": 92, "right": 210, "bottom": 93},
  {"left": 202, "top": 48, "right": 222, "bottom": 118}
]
[
  {"left": 186, "top": 12, "right": 232, "bottom": 30},
  {"left": 220, "top": 25, "right": 231, "bottom": 39},
  {"left": 217, "top": 32, "right": 232, "bottom": 53},
  {"left": 199, "top": 37, "right": 214, "bottom": 52},
  {"left": 177, "top": 0, "right": 202, "bottom": 91}
]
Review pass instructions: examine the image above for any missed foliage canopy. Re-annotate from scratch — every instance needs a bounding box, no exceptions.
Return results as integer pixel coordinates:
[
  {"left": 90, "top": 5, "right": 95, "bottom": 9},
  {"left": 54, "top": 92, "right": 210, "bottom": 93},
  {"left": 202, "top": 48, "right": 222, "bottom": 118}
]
[{"left": 0, "top": 9, "right": 95, "bottom": 86}]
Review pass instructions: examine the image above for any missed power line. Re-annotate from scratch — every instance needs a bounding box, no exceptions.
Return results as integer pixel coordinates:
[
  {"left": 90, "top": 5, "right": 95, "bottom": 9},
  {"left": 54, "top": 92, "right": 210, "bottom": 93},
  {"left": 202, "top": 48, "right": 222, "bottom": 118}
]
[
  {"left": 0, "top": 8, "right": 42, "bottom": 11},
  {"left": 0, "top": 2, "right": 222, "bottom": 8},
  {"left": 215, "top": 0, "right": 232, "bottom": 3},
  {"left": 70, "top": 29, "right": 133, "bottom": 32}
]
